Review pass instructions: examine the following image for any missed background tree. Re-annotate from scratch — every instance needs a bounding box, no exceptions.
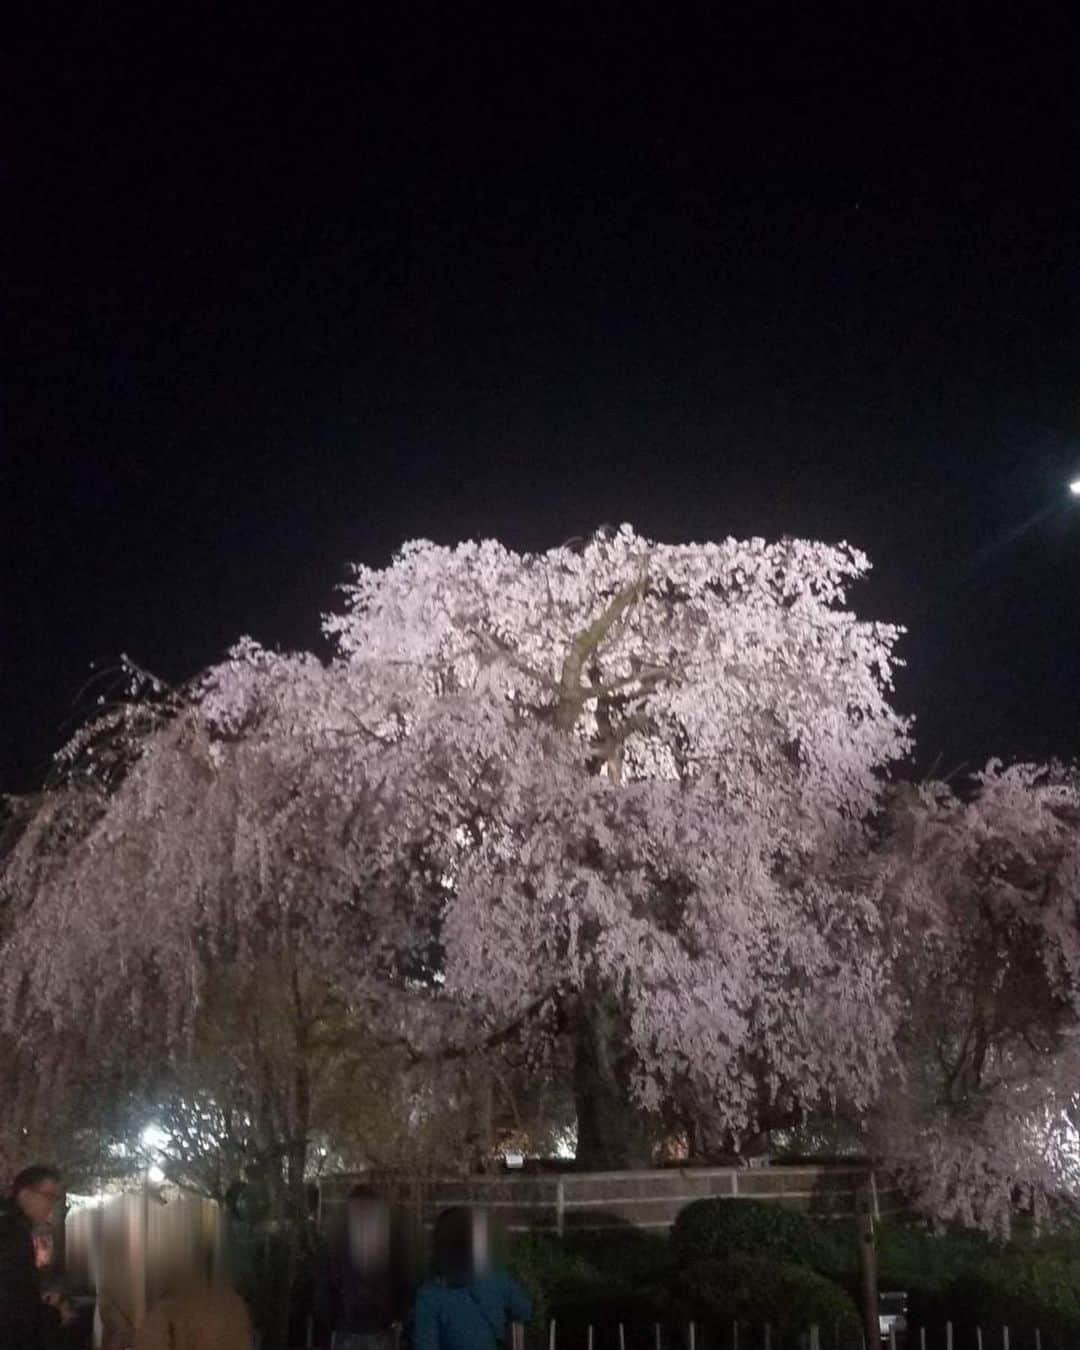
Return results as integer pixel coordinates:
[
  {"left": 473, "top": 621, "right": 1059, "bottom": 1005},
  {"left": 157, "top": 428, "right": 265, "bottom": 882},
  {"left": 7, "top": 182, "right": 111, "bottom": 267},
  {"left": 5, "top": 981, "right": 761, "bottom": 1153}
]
[{"left": 874, "top": 764, "right": 1080, "bottom": 1230}]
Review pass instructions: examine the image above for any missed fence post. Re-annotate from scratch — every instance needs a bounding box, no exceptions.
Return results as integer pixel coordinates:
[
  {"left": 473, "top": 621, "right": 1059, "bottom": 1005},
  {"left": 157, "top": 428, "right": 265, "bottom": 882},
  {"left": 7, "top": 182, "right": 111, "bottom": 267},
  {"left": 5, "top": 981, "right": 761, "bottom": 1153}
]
[
  {"left": 946, "top": 1323, "right": 953, "bottom": 1350},
  {"left": 733, "top": 1320, "right": 738, "bottom": 1349},
  {"left": 1002, "top": 1327, "right": 1009, "bottom": 1350},
  {"left": 619, "top": 1323, "right": 626, "bottom": 1350},
  {"left": 889, "top": 1326, "right": 896, "bottom": 1350},
  {"left": 920, "top": 1328, "right": 926, "bottom": 1350},
  {"left": 976, "top": 1327, "right": 983, "bottom": 1350},
  {"left": 764, "top": 1324, "right": 771, "bottom": 1350},
  {"left": 689, "top": 1321, "right": 696, "bottom": 1350},
  {"left": 548, "top": 1319, "right": 556, "bottom": 1350},
  {"left": 588, "top": 1326, "right": 594, "bottom": 1350},
  {"left": 855, "top": 1180, "right": 879, "bottom": 1350},
  {"left": 810, "top": 1325, "right": 820, "bottom": 1350},
  {"left": 555, "top": 1177, "right": 565, "bottom": 1238},
  {"left": 655, "top": 1322, "right": 661, "bottom": 1350}
]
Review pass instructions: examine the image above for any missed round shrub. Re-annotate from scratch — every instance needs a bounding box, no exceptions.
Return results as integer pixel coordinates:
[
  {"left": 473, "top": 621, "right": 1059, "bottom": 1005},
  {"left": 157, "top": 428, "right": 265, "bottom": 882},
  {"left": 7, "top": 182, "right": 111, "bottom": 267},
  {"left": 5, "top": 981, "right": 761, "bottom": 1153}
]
[
  {"left": 671, "top": 1198, "right": 840, "bottom": 1272},
  {"left": 563, "top": 1227, "right": 676, "bottom": 1286},
  {"left": 675, "top": 1256, "right": 862, "bottom": 1346}
]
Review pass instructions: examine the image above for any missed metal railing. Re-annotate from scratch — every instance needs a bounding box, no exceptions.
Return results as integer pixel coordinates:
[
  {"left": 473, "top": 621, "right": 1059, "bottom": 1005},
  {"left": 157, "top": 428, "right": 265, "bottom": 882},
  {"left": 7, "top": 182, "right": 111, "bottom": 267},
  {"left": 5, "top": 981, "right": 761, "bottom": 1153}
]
[{"left": 534, "top": 1320, "right": 1050, "bottom": 1350}]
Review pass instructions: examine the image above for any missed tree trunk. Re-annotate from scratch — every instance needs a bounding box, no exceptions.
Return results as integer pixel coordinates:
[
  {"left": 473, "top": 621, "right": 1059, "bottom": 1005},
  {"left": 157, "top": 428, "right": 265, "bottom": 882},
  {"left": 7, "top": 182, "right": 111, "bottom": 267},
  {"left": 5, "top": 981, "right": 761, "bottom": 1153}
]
[{"left": 572, "top": 990, "right": 653, "bottom": 1170}]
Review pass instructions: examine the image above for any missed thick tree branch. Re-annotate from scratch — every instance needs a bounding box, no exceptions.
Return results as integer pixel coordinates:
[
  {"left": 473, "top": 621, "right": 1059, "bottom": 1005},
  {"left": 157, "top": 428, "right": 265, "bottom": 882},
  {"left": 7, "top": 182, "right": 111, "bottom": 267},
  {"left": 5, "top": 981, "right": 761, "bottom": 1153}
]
[
  {"left": 555, "top": 567, "right": 649, "bottom": 731},
  {"left": 384, "top": 985, "right": 562, "bottom": 1066}
]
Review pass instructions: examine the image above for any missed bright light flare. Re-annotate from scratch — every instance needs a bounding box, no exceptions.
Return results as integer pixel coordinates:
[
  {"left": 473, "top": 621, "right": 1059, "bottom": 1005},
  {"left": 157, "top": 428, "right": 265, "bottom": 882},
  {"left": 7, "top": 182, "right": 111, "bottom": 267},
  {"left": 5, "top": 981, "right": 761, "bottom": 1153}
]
[
  {"left": 147, "top": 1165, "right": 165, "bottom": 1184},
  {"left": 1069, "top": 479, "right": 1080, "bottom": 497}
]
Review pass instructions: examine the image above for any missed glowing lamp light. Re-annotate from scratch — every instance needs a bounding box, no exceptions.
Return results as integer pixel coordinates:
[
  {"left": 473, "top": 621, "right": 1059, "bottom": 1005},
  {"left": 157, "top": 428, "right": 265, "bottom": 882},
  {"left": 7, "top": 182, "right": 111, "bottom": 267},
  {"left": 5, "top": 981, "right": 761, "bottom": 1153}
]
[
  {"left": 141, "top": 1124, "right": 169, "bottom": 1151},
  {"left": 1070, "top": 480, "right": 1080, "bottom": 496}
]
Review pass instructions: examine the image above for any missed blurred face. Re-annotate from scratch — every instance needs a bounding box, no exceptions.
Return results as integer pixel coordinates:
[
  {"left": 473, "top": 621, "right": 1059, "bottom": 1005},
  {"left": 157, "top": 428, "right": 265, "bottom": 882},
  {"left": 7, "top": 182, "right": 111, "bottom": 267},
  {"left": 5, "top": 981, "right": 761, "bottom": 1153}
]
[
  {"left": 16, "top": 1177, "right": 63, "bottom": 1226},
  {"left": 346, "top": 1199, "right": 389, "bottom": 1275}
]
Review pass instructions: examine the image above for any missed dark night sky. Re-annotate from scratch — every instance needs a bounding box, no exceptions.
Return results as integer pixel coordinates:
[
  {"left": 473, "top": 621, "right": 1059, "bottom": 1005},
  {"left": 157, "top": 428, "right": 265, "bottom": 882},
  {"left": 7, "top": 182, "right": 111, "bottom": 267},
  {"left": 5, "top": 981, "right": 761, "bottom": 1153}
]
[{"left": 8, "top": 11, "right": 1080, "bottom": 790}]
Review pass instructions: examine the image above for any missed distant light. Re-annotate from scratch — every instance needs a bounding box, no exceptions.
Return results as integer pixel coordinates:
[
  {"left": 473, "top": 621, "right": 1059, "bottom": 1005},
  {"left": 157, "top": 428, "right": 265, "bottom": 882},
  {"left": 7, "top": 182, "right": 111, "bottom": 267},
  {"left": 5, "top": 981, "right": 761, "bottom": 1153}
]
[
  {"left": 504, "top": 1151, "right": 524, "bottom": 1170},
  {"left": 1070, "top": 480, "right": 1080, "bottom": 497},
  {"left": 147, "top": 1165, "right": 165, "bottom": 1184},
  {"left": 142, "top": 1124, "right": 169, "bottom": 1151},
  {"left": 67, "top": 1192, "right": 109, "bottom": 1209}
]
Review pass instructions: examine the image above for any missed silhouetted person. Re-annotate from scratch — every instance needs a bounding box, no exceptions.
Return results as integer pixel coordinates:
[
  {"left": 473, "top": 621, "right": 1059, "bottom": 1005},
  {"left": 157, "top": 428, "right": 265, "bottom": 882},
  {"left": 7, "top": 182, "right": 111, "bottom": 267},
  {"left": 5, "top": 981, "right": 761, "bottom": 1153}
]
[
  {"left": 0, "top": 1164, "right": 63, "bottom": 1350},
  {"left": 319, "top": 1186, "right": 397, "bottom": 1350},
  {"left": 411, "top": 1207, "right": 531, "bottom": 1350}
]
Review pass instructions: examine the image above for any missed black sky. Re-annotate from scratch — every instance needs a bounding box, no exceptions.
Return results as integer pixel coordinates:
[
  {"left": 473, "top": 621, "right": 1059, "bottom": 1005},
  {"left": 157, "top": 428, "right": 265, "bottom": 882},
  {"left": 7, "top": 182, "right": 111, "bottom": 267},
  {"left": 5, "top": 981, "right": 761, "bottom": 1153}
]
[{"left": 8, "top": 11, "right": 1080, "bottom": 790}]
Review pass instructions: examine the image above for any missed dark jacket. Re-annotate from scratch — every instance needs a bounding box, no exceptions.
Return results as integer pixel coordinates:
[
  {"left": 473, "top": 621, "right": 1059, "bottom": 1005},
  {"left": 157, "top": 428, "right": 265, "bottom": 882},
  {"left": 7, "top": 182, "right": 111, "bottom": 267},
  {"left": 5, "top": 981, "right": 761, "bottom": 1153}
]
[
  {"left": 411, "top": 1269, "right": 531, "bottom": 1350},
  {"left": 318, "top": 1251, "right": 395, "bottom": 1335},
  {"left": 0, "top": 1199, "right": 44, "bottom": 1350}
]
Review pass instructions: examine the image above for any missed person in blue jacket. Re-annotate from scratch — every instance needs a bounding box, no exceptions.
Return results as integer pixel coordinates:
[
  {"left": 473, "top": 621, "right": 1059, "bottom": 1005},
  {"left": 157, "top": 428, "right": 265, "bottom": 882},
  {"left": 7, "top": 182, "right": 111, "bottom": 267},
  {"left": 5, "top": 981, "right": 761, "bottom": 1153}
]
[{"left": 411, "top": 1207, "right": 531, "bottom": 1350}]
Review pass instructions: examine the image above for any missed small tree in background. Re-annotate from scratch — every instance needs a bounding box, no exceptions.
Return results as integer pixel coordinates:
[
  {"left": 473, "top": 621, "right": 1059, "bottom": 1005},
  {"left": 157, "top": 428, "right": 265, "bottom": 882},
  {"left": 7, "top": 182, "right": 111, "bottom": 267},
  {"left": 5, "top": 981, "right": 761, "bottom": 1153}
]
[{"left": 874, "top": 763, "right": 1080, "bottom": 1230}]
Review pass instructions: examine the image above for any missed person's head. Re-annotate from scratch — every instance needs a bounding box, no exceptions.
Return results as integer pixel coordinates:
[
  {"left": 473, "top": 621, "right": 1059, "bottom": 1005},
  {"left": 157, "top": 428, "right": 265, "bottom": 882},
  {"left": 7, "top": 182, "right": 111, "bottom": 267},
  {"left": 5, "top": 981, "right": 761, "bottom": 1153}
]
[
  {"left": 432, "top": 1206, "right": 489, "bottom": 1285},
  {"left": 11, "top": 1165, "right": 62, "bottom": 1226},
  {"left": 343, "top": 1186, "right": 390, "bottom": 1276}
]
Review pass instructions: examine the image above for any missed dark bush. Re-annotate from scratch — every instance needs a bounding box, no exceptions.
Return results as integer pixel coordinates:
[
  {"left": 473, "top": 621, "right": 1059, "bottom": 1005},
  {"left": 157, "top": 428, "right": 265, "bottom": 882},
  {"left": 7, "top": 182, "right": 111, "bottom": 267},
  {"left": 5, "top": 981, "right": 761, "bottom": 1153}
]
[
  {"left": 510, "top": 1210, "right": 1080, "bottom": 1350},
  {"left": 508, "top": 1231, "right": 600, "bottom": 1347},
  {"left": 675, "top": 1255, "right": 862, "bottom": 1346},
  {"left": 876, "top": 1219, "right": 996, "bottom": 1293},
  {"left": 948, "top": 1253, "right": 1080, "bottom": 1350},
  {"left": 671, "top": 1199, "right": 842, "bottom": 1273},
  {"left": 563, "top": 1226, "right": 676, "bottom": 1286},
  {"left": 547, "top": 1283, "right": 670, "bottom": 1349}
]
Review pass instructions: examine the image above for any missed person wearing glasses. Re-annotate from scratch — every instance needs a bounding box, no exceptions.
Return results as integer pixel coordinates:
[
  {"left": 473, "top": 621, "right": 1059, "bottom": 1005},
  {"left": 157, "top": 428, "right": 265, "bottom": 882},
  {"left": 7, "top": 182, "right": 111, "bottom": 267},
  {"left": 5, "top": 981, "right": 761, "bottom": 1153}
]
[{"left": 0, "top": 1163, "right": 63, "bottom": 1350}]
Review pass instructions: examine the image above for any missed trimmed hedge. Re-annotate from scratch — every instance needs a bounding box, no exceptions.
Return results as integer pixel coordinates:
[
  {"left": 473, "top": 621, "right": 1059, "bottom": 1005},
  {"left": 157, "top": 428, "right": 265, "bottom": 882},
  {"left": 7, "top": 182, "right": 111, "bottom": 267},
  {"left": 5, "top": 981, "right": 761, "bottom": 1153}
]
[
  {"left": 671, "top": 1198, "right": 846, "bottom": 1274},
  {"left": 509, "top": 1201, "right": 1080, "bottom": 1350},
  {"left": 949, "top": 1253, "right": 1080, "bottom": 1350},
  {"left": 562, "top": 1227, "right": 676, "bottom": 1286},
  {"left": 675, "top": 1256, "right": 862, "bottom": 1346},
  {"left": 507, "top": 1232, "right": 599, "bottom": 1346}
]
